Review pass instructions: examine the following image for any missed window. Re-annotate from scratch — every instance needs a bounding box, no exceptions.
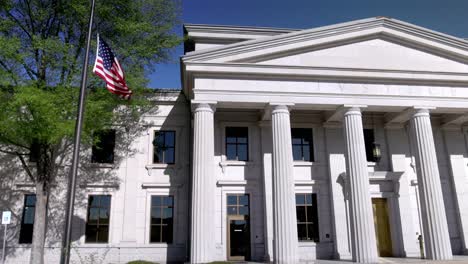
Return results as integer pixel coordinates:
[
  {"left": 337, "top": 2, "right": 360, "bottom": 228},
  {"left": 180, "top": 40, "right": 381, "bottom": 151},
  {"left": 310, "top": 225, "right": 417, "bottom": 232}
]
[
  {"left": 19, "top": 194, "right": 36, "bottom": 244},
  {"left": 85, "top": 195, "right": 111, "bottom": 243},
  {"left": 29, "top": 140, "right": 40, "bottom": 162},
  {"left": 296, "top": 193, "right": 319, "bottom": 242},
  {"left": 91, "top": 130, "right": 116, "bottom": 163},
  {"left": 153, "top": 131, "right": 175, "bottom": 164},
  {"left": 291, "top": 128, "right": 314, "bottom": 161},
  {"left": 225, "top": 127, "right": 248, "bottom": 161},
  {"left": 150, "top": 196, "right": 173, "bottom": 243},
  {"left": 227, "top": 194, "right": 250, "bottom": 216},
  {"left": 364, "top": 129, "right": 376, "bottom": 162}
]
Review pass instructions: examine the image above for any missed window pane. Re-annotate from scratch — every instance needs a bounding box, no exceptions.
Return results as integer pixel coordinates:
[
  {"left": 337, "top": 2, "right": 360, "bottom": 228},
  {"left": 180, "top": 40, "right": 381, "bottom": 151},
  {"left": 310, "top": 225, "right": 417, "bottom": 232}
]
[
  {"left": 100, "top": 196, "right": 111, "bottom": 208},
  {"left": 85, "top": 225, "right": 97, "bottom": 243},
  {"left": 23, "top": 207, "right": 35, "bottom": 224},
  {"left": 151, "top": 207, "right": 161, "bottom": 225},
  {"left": 163, "top": 196, "right": 173, "bottom": 206},
  {"left": 295, "top": 194, "right": 305, "bottom": 205},
  {"left": 163, "top": 208, "right": 173, "bottom": 225},
  {"left": 296, "top": 206, "right": 306, "bottom": 222},
  {"left": 308, "top": 223, "right": 319, "bottom": 242},
  {"left": 303, "top": 145, "right": 310, "bottom": 161},
  {"left": 97, "top": 226, "right": 109, "bottom": 243},
  {"left": 364, "top": 129, "right": 375, "bottom": 162},
  {"left": 152, "top": 196, "right": 162, "bottom": 206},
  {"left": 150, "top": 225, "right": 161, "bottom": 243},
  {"left": 306, "top": 194, "right": 313, "bottom": 205},
  {"left": 165, "top": 148, "right": 175, "bottom": 164},
  {"left": 99, "top": 210, "right": 109, "bottom": 224},
  {"left": 237, "top": 145, "right": 248, "bottom": 161},
  {"left": 239, "top": 206, "right": 249, "bottom": 215},
  {"left": 237, "top": 136, "right": 248, "bottom": 144},
  {"left": 19, "top": 224, "right": 33, "bottom": 244},
  {"left": 153, "top": 132, "right": 164, "bottom": 147},
  {"left": 161, "top": 224, "right": 173, "bottom": 243},
  {"left": 153, "top": 148, "right": 162, "bottom": 163},
  {"left": 297, "top": 224, "right": 308, "bottom": 241},
  {"left": 227, "top": 206, "right": 237, "bottom": 215},
  {"left": 89, "top": 196, "right": 99, "bottom": 207},
  {"left": 88, "top": 208, "right": 99, "bottom": 224},
  {"left": 165, "top": 131, "right": 175, "bottom": 147},
  {"left": 227, "top": 196, "right": 237, "bottom": 205},
  {"left": 226, "top": 136, "right": 237, "bottom": 143},
  {"left": 25, "top": 195, "right": 36, "bottom": 206},
  {"left": 226, "top": 144, "right": 237, "bottom": 160},
  {"left": 293, "top": 145, "right": 302, "bottom": 161},
  {"left": 238, "top": 195, "right": 249, "bottom": 206}
]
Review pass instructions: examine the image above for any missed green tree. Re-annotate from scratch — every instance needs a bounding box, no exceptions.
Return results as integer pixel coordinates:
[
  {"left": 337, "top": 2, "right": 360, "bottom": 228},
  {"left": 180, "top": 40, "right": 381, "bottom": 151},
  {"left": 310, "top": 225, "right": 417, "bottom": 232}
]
[{"left": 0, "top": 1, "right": 181, "bottom": 263}]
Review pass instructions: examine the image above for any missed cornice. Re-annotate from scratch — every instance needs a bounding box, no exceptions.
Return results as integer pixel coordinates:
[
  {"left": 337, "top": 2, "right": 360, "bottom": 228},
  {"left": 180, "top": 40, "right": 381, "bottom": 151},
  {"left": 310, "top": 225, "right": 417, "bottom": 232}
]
[{"left": 185, "top": 62, "right": 468, "bottom": 86}]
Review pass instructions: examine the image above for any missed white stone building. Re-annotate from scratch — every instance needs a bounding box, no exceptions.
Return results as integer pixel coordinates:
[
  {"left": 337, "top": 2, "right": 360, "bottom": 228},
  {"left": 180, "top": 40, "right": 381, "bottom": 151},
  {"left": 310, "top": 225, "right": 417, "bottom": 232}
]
[{"left": 2, "top": 17, "right": 468, "bottom": 263}]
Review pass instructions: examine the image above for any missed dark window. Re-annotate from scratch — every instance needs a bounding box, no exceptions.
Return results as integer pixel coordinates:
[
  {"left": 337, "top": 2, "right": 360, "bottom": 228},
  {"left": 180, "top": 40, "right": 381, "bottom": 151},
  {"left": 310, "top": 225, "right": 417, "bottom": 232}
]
[
  {"left": 227, "top": 194, "right": 250, "bottom": 216},
  {"left": 91, "top": 130, "right": 116, "bottom": 163},
  {"left": 291, "top": 128, "right": 314, "bottom": 161},
  {"left": 225, "top": 127, "right": 248, "bottom": 161},
  {"left": 29, "top": 140, "right": 40, "bottom": 162},
  {"left": 153, "top": 131, "right": 175, "bottom": 164},
  {"left": 296, "top": 193, "right": 319, "bottom": 242},
  {"left": 150, "top": 196, "right": 173, "bottom": 243},
  {"left": 19, "top": 194, "right": 36, "bottom": 244},
  {"left": 85, "top": 195, "right": 111, "bottom": 243},
  {"left": 364, "top": 129, "right": 376, "bottom": 162}
]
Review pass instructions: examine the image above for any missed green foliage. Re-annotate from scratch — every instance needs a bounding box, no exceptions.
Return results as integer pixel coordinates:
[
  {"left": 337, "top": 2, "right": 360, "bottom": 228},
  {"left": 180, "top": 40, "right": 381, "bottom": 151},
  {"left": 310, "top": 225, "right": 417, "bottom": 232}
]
[{"left": 0, "top": 0, "right": 181, "bottom": 168}]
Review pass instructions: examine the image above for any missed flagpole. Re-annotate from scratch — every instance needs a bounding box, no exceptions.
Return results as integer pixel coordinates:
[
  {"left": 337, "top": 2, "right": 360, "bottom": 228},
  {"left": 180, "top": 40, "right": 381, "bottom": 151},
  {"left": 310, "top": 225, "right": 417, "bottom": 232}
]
[{"left": 60, "top": 0, "right": 96, "bottom": 263}]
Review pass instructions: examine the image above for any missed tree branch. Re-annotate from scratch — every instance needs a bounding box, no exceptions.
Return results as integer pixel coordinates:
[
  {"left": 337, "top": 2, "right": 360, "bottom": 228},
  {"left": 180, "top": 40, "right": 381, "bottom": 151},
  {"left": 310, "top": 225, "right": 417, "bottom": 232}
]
[{"left": 16, "top": 152, "right": 36, "bottom": 183}]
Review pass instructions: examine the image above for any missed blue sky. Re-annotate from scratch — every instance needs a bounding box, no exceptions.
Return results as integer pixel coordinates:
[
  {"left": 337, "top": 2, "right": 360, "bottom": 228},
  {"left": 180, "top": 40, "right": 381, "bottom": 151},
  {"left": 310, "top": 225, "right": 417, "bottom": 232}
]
[{"left": 149, "top": 0, "right": 468, "bottom": 89}]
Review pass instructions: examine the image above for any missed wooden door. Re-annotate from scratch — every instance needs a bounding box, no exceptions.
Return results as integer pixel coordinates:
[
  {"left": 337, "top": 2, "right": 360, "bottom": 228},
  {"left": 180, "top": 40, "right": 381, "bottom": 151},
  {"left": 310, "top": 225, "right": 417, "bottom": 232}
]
[{"left": 372, "top": 198, "right": 393, "bottom": 257}]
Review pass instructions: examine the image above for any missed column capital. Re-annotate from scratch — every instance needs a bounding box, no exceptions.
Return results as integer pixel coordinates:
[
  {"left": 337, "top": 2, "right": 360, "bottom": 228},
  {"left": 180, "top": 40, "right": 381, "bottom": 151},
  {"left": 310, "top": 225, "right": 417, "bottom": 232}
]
[
  {"left": 343, "top": 105, "right": 367, "bottom": 117},
  {"left": 191, "top": 101, "right": 217, "bottom": 113},
  {"left": 269, "top": 103, "right": 294, "bottom": 115}
]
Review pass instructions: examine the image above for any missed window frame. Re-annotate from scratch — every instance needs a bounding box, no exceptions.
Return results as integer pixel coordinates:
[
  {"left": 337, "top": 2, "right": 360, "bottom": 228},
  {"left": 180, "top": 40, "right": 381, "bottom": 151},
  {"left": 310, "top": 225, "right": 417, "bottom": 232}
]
[
  {"left": 19, "top": 194, "right": 36, "bottom": 244},
  {"left": 149, "top": 195, "right": 174, "bottom": 244},
  {"left": 85, "top": 194, "right": 112, "bottom": 244},
  {"left": 295, "top": 193, "right": 319, "bottom": 242},
  {"left": 91, "top": 129, "right": 116, "bottom": 164},
  {"left": 225, "top": 126, "right": 249, "bottom": 161},
  {"left": 152, "top": 130, "right": 176, "bottom": 165}
]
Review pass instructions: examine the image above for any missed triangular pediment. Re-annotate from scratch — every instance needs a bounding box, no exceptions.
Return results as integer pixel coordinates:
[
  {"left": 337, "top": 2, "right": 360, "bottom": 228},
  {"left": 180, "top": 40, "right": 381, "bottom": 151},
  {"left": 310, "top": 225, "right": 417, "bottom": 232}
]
[
  {"left": 256, "top": 38, "right": 468, "bottom": 73},
  {"left": 183, "top": 17, "right": 468, "bottom": 74}
]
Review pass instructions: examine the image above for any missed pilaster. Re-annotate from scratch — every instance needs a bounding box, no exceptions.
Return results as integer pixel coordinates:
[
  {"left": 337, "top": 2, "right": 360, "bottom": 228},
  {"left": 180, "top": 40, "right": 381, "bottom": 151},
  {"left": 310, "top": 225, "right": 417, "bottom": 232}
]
[
  {"left": 271, "top": 104, "right": 298, "bottom": 263},
  {"left": 409, "top": 108, "right": 452, "bottom": 260},
  {"left": 343, "top": 107, "right": 379, "bottom": 263}
]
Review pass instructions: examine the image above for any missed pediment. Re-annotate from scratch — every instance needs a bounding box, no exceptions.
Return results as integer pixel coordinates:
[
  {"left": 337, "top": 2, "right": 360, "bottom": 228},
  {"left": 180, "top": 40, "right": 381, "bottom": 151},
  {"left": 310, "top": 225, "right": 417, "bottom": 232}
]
[
  {"left": 256, "top": 38, "right": 468, "bottom": 73},
  {"left": 183, "top": 17, "right": 468, "bottom": 74}
]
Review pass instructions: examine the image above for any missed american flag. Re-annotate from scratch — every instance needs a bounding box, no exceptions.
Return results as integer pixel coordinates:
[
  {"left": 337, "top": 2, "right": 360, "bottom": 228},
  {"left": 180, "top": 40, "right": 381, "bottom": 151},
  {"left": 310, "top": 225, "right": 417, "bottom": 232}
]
[{"left": 93, "top": 35, "right": 132, "bottom": 99}]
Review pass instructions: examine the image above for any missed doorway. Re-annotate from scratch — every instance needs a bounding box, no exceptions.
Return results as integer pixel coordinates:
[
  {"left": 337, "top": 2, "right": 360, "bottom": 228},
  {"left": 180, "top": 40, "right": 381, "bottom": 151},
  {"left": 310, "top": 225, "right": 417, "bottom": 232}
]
[
  {"left": 372, "top": 198, "right": 393, "bottom": 257},
  {"left": 227, "top": 194, "right": 250, "bottom": 261}
]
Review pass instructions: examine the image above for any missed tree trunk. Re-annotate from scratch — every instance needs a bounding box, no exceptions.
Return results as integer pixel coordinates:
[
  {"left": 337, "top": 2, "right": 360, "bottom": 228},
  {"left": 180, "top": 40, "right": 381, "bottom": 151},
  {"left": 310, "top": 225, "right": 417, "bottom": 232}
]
[{"left": 30, "top": 181, "right": 49, "bottom": 264}]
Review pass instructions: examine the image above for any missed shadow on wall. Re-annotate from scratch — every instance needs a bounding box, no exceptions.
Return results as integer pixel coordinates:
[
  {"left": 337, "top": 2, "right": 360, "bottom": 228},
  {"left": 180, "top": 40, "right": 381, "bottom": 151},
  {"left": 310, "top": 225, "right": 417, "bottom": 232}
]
[{"left": 0, "top": 101, "right": 154, "bottom": 263}]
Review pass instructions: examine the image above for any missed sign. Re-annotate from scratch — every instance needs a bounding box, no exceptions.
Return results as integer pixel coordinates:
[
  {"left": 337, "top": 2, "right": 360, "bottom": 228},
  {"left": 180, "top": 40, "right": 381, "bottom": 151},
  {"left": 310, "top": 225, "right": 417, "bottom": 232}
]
[{"left": 1, "top": 211, "right": 11, "bottom": 225}]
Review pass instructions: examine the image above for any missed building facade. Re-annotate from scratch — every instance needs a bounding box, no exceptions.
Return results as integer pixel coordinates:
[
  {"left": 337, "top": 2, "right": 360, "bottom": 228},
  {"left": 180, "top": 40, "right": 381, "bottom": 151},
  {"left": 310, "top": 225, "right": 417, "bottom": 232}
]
[{"left": 2, "top": 17, "right": 468, "bottom": 263}]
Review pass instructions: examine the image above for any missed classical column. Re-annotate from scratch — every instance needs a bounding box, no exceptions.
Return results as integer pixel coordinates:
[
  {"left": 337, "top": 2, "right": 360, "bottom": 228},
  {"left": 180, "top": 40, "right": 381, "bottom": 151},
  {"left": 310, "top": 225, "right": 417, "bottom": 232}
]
[
  {"left": 409, "top": 108, "right": 452, "bottom": 260},
  {"left": 190, "top": 103, "right": 216, "bottom": 263},
  {"left": 271, "top": 104, "right": 298, "bottom": 263},
  {"left": 343, "top": 107, "right": 379, "bottom": 263}
]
